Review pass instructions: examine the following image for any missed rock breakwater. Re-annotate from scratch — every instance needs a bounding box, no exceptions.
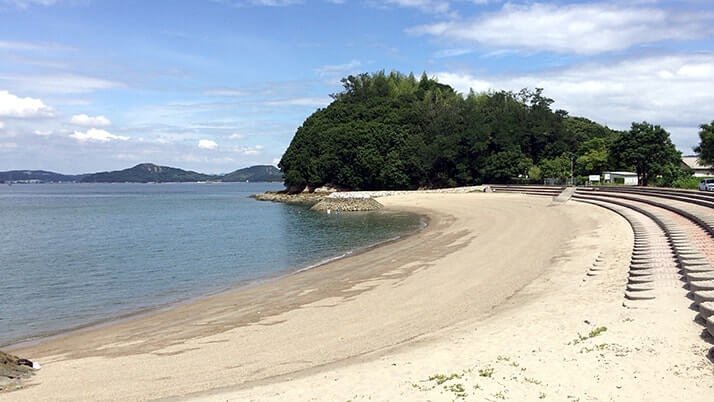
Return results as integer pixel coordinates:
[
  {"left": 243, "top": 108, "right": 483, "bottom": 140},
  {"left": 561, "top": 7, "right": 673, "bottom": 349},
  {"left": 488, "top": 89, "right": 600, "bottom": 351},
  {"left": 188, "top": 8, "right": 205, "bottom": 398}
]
[
  {"left": 310, "top": 197, "right": 383, "bottom": 212},
  {"left": 250, "top": 191, "right": 326, "bottom": 205}
]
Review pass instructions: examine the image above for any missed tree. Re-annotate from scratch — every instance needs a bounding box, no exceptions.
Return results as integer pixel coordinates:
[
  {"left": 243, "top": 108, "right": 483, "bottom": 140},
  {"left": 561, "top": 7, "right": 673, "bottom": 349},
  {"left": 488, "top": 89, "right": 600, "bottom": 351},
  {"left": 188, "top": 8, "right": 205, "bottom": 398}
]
[
  {"left": 528, "top": 165, "right": 542, "bottom": 181},
  {"left": 611, "top": 122, "right": 681, "bottom": 186},
  {"left": 280, "top": 70, "right": 618, "bottom": 190},
  {"left": 576, "top": 137, "right": 610, "bottom": 175},
  {"left": 481, "top": 148, "right": 533, "bottom": 183},
  {"left": 694, "top": 121, "right": 714, "bottom": 165},
  {"left": 539, "top": 154, "right": 572, "bottom": 182}
]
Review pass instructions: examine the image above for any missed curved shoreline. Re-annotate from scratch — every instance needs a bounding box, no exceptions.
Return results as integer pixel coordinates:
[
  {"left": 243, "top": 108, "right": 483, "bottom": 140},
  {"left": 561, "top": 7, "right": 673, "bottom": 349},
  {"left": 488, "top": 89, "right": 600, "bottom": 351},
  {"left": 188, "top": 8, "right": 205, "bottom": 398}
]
[
  {"left": 0, "top": 192, "right": 658, "bottom": 401},
  {"left": 4, "top": 210, "right": 429, "bottom": 352}
]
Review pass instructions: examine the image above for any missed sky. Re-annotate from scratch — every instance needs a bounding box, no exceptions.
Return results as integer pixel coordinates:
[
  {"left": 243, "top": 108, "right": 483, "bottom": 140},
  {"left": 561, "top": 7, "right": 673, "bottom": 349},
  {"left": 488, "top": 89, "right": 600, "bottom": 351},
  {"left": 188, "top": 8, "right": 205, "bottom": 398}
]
[{"left": 0, "top": 0, "right": 713, "bottom": 174}]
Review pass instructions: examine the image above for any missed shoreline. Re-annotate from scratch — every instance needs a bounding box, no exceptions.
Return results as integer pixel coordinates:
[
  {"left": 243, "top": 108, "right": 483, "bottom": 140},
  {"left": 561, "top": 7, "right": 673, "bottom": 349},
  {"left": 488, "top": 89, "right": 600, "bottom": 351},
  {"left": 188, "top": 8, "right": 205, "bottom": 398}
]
[
  {"left": 3, "top": 209, "right": 429, "bottom": 352},
  {"left": 4, "top": 192, "right": 711, "bottom": 401},
  {"left": 1, "top": 192, "right": 580, "bottom": 399}
]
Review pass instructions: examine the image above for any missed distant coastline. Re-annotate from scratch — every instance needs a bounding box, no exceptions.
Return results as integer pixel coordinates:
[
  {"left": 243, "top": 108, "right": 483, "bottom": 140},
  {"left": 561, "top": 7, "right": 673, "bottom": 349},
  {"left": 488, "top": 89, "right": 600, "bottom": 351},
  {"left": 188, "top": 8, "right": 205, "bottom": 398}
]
[{"left": 0, "top": 163, "right": 283, "bottom": 184}]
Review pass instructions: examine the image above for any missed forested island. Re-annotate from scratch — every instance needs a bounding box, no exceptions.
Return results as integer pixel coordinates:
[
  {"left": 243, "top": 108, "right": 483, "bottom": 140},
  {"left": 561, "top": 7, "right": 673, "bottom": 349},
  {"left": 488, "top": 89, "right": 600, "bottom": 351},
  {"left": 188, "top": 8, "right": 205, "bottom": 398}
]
[{"left": 280, "top": 71, "right": 710, "bottom": 191}]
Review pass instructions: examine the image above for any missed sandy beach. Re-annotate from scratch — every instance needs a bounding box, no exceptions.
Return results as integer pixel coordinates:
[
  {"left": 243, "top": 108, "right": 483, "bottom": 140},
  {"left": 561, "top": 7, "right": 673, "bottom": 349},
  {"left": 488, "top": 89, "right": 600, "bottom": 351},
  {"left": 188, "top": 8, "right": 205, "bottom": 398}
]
[{"left": 3, "top": 192, "right": 713, "bottom": 401}]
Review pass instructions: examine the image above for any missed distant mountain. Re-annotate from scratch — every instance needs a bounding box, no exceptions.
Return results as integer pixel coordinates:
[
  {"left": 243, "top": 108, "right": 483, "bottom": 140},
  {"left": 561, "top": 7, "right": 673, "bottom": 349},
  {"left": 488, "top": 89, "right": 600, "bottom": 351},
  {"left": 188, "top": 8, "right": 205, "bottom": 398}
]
[
  {"left": 81, "top": 163, "right": 219, "bottom": 183},
  {"left": 0, "top": 170, "right": 85, "bottom": 183},
  {"left": 222, "top": 165, "right": 283, "bottom": 182}
]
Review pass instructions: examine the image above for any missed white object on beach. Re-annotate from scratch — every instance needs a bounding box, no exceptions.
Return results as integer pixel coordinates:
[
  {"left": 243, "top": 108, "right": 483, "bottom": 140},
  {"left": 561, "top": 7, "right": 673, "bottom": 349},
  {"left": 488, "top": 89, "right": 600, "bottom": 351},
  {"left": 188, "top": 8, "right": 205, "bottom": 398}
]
[
  {"left": 32, "top": 361, "right": 41, "bottom": 370},
  {"left": 327, "top": 208, "right": 331, "bottom": 215}
]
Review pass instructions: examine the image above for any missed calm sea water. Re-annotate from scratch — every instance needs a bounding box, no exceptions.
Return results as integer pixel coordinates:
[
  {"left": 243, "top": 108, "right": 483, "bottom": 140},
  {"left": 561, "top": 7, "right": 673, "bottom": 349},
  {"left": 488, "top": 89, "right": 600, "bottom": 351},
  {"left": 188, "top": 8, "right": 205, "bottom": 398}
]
[{"left": 0, "top": 182, "right": 423, "bottom": 347}]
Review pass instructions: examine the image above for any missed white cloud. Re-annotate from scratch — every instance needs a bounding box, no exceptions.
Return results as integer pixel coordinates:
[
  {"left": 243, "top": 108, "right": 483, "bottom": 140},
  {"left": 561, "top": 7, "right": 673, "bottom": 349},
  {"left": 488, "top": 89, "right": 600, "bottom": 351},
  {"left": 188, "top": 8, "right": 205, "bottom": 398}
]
[
  {"left": 383, "top": 0, "right": 451, "bottom": 14},
  {"left": 410, "top": 3, "right": 714, "bottom": 55},
  {"left": 70, "top": 128, "right": 129, "bottom": 143},
  {"left": 433, "top": 48, "right": 474, "bottom": 58},
  {"left": 0, "top": 90, "right": 54, "bottom": 118},
  {"left": 232, "top": 145, "right": 263, "bottom": 155},
  {"left": 315, "top": 60, "right": 361, "bottom": 77},
  {"left": 0, "top": 74, "right": 124, "bottom": 94},
  {"left": 1, "top": 0, "right": 58, "bottom": 8},
  {"left": 34, "top": 129, "right": 53, "bottom": 136},
  {"left": 71, "top": 114, "right": 112, "bottom": 127},
  {"left": 263, "top": 97, "right": 332, "bottom": 107},
  {"left": 0, "top": 40, "right": 53, "bottom": 50},
  {"left": 435, "top": 53, "right": 714, "bottom": 152},
  {"left": 198, "top": 139, "right": 218, "bottom": 150},
  {"left": 272, "top": 157, "right": 281, "bottom": 166},
  {"left": 203, "top": 88, "right": 247, "bottom": 97},
  {"left": 0, "top": 121, "right": 4, "bottom": 129},
  {"left": 228, "top": 133, "right": 244, "bottom": 139},
  {"left": 212, "top": 0, "right": 301, "bottom": 7}
]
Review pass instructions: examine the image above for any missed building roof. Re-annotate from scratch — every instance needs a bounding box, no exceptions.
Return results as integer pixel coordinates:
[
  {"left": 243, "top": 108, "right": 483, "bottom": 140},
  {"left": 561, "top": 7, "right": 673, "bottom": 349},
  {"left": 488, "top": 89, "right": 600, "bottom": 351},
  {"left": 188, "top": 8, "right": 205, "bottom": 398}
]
[{"left": 682, "top": 155, "right": 713, "bottom": 170}]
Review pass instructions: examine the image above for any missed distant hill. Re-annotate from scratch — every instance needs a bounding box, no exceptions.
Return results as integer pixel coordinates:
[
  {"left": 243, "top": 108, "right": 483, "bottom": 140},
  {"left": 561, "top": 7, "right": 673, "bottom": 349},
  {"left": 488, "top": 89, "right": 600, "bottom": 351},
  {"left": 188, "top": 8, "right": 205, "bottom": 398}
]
[
  {"left": 0, "top": 170, "right": 85, "bottom": 183},
  {"left": 2, "top": 163, "right": 283, "bottom": 184},
  {"left": 222, "top": 165, "right": 283, "bottom": 182},
  {"left": 81, "top": 163, "right": 219, "bottom": 183}
]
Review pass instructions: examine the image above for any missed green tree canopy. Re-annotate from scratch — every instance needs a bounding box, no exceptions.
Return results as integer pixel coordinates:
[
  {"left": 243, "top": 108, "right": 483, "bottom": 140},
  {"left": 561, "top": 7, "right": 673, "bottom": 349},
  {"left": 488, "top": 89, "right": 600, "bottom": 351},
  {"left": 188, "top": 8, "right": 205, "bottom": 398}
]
[
  {"left": 279, "top": 71, "right": 685, "bottom": 190},
  {"left": 576, "top": 137, "right": 610, "bottom": 175},
  {"left": 694, "top": 121, "right": 714, "bottom": 165},
  {"left": 611, "top": 122, "right": 681, "bottom": 186},
  {"left": 280, "top": 71, "right": 582, "bottom": 190},
  {"left": 539, "top": 154, "right": 572, "bottom": 181}
]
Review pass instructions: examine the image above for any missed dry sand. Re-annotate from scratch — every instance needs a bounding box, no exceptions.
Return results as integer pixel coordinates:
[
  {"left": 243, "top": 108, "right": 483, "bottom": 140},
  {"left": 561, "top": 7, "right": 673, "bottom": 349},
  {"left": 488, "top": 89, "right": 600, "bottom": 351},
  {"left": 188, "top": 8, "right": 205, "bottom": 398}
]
[{"left": 3, "top": 192, "right": 712, "bottom": 401}]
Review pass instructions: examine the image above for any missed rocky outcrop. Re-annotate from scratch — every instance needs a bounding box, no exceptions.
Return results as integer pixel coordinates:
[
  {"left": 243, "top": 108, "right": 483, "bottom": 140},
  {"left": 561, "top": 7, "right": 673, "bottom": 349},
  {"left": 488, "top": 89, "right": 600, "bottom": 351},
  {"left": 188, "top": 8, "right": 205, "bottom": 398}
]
[
  {"left": 251, "top": 185, "right": 491, "bottom": 208},
  {"left": 250, "top": 191, "right": 326, "bottom": 205},
  {"left": 310, "top": 197, "right": 383, "bottom": 212},
  {"left": 1, "top": 351, "right": 38, "bottom": 391}
]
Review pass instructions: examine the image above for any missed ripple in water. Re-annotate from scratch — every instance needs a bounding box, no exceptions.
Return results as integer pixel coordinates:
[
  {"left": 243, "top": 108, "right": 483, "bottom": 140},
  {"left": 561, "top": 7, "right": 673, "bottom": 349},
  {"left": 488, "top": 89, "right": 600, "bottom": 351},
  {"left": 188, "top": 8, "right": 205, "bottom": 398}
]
[{"left": 0, "top": 182, "right": 424, "bottom": 346}]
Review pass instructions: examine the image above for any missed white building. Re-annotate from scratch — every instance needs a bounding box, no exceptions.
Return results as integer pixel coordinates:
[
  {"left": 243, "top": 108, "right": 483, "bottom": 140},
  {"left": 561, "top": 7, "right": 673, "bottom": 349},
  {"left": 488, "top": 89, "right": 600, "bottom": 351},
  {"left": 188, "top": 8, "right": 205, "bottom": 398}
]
[
  {"left": 681, "top": 156, "right": 714, "bottom": 177},
  {"left": 603, "top": 171, "right": 638, "bottom": 185}
]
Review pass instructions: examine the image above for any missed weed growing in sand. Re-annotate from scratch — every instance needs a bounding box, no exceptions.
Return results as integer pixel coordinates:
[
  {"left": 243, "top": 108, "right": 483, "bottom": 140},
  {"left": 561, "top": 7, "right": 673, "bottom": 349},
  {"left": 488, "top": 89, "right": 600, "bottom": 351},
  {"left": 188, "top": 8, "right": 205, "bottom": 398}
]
[
  {"left": 445, "top": 383, "right": 467, "bottom": 398},
  {"left": 497, "top": 355, "right": 511, "bottom": 362},
  {"left": 589, "top": 326, "right": 607, "bottom": 337},
  {"left": 539, "top": 391, "right": 547, "bottom": 399},
  {"left": 580, "top": 343, "right": 609, "bottom": 353},
  {"left": 510, "top": 361, "right": 520, "bottom": 368},
  {"left": 570, "top": 326, "right": 608, "bottom": 345},
  {"left": 473, "top": 384, "right": 481, "bottom": 390},
  {"left": 478, "top": 367, "right": 494, "bottom": 377},
  {"left": 428, "top": 372, "right": 463, "bottom": 385},
  {"left": 494, "top": 391, "right": 506, "bottom": 399},
  {"left": 524, "top": 377, "right": 542, "bottom": 385},
  {"left": 411, "top": 383, "right": 431, "bottom": 392}
]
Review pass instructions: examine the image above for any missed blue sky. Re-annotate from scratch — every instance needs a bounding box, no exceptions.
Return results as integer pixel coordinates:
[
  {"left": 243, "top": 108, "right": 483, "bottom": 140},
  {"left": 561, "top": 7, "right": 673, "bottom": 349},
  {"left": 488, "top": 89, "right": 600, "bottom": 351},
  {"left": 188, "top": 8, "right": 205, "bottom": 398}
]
[{"left": 0, "top": 0, "right": 713, "bottom": 174}]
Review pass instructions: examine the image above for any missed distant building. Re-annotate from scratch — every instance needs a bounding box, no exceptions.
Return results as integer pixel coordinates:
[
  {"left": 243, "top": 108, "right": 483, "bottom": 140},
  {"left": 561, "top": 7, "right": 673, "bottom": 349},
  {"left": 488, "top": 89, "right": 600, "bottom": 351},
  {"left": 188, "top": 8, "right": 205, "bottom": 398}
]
[
  {"left": 603, "top": 171, "right": 638, "bottom": 185},
  {"left": 681, "top": 155, "right": 714, "bottom": 177}
]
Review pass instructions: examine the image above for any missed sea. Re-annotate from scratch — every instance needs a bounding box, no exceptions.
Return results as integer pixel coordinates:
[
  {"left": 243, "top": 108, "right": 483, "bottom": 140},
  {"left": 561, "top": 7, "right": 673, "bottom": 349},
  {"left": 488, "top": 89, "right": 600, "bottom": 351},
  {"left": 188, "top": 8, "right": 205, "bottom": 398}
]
[{"left": 0, "top": 182, "right": 424, "bottom": 347}]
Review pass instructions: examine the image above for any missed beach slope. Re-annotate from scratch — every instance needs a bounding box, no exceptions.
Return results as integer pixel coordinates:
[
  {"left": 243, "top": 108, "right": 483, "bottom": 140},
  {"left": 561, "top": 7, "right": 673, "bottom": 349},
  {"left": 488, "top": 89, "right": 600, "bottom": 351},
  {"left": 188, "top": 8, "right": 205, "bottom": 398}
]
[{"left": 3, "top": 193, "right": 711, "bottom": 401}]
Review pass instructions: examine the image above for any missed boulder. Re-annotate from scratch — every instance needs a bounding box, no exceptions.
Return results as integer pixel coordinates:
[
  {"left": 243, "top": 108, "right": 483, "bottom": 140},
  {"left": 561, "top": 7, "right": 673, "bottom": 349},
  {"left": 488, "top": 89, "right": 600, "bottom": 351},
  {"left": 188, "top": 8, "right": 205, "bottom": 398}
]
[{"left": 0, "top": 350, "right": 37, "bottom": 391}]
